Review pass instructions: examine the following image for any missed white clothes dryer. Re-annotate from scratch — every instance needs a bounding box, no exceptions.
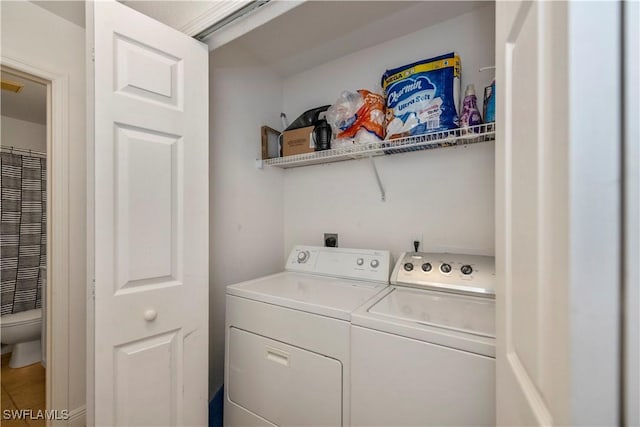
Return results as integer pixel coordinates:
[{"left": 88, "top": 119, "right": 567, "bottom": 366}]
[
  {"left": 350, "top": 252, "right": 496, "bottom": 426},
  {"left": 224, "top": 246, "right": 391, "bottom": 427}
]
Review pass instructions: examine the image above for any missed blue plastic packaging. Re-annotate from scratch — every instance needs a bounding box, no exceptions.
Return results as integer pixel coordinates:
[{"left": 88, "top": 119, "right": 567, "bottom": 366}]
[
  {"left": 382, "top": 52, "right": 461, "bottom": 139},
  {"left": 483, "top": 80, "right": 495, "bottom": 123}
]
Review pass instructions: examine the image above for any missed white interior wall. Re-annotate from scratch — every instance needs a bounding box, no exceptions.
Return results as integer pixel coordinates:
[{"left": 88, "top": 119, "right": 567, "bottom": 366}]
[
  {"left": 283, "top": 143, "right": 494, "bottom": 256},
  {"left": 281, "top": 4, "right": 496, "bottom": 258},
  {"left": 208, "top": 45, "right": 285, "bottom": 396},
  {"left": 283, "top": 4, "right": 495, "bottom": 118},
  {"left": 1, "top": 1, "right": 86, "bottom": 415},
  {"left": 1, "top": 116, "right": 47, "bottom": 153}
]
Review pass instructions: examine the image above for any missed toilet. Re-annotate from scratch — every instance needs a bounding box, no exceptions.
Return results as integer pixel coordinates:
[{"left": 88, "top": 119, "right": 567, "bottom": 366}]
[{"left": 1, "top": 308, "right": 42, "bottom": 368}]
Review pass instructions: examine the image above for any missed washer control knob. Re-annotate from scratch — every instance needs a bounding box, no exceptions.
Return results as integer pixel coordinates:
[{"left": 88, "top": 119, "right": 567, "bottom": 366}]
[
  {"left": 461, "top": 265, "right": 473, "bottom": 275},
  {"left": 370, "top": 259, "right": 380, "bottom": 268},
  {"left": 297, "top": 251, "right": 310, "bottom": 263},
  {"left": 440, "top": 263, "right": 452, "bottom": 274},
  {"left": 403, "top": 262, "right": 414, "bottom": 272},
  {"left": 357, "top": 258, "right": 364, "bottom": 266},
  {"left": 421, "top": 262, "right": 432, "bottom": 272}
]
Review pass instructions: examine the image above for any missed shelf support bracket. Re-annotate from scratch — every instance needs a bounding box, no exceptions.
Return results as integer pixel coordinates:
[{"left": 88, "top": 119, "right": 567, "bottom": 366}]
[{"left": 369, "top": 156, "right": 386, "bottom": 202}]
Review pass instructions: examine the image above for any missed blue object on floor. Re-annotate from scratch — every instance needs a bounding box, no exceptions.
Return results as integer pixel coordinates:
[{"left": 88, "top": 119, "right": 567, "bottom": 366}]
[{"left": 209, "top": 385, "right": 224, "bottom": 427}]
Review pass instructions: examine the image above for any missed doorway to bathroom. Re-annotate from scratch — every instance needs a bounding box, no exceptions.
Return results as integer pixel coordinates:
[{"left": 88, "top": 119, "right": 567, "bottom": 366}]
[
  {"left": 1, "top": 67, "right": 48, "bottom": 423},
  {"left": 0, "top": 59, "right": 71, "bottom": 424}
]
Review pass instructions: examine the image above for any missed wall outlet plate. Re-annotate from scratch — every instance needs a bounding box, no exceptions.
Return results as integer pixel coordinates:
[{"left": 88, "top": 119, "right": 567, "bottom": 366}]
[{"left": 324, "top": 233, "right": 338, "bottom": 248}]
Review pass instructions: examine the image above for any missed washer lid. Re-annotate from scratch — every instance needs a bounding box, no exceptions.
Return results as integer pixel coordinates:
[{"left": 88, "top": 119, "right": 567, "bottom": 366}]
[
  {"left": 368, "top": 287, "right": 495, "bottom": 338},
  {"left": 226, "top": 272, "right": 388, "bottom": 320}
]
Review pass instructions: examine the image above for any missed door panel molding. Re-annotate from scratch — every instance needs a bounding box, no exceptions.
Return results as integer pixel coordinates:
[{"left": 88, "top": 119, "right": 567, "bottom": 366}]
[
  {"left": 506, "top": 353, "right": 551, "bottom": 425},
  {"left": 114, "top": 329, "right": 183, "bottom": 425},
  {"left": 501, "top": 2, "right": 553, "bottom": 423},
  {"left": 113, "top": 33, "right": 184, "bottom": 109}
]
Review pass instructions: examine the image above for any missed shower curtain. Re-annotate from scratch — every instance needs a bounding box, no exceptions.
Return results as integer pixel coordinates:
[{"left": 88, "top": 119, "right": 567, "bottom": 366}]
[{"left": 0, "top": 152, "right": 46, "bottom": 315}]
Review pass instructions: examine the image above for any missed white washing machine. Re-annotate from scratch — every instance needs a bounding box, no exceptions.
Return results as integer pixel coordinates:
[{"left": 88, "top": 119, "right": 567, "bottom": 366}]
[
  {"left": 224, "top": 246, "right": 391, "bottom": 427},
  {"left": 350, "top": 252, "right": 496, "bottom": 426}
]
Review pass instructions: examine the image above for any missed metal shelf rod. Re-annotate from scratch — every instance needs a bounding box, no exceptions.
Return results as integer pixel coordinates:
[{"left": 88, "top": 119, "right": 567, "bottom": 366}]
[{"left": 370, "top": 156, "right": 386, "bottom": 202}]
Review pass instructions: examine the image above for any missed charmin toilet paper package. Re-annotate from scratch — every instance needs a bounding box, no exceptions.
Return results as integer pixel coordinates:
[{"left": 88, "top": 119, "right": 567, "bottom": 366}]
[{"left": 382, "top": 52, "right": 461, "bottom": 139}]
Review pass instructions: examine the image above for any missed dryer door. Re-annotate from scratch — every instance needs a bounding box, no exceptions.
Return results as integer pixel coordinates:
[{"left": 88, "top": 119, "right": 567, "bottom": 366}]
[{"left": 228, "top": 327, "right": 343, "bottom": 426}]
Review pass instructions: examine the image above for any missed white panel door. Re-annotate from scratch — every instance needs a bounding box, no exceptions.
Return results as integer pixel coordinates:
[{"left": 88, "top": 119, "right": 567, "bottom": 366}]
[
  {"left": 496, "top": 1, "right": 621, "bottom": 425},
  {"left": 496, "top": 3, "right": 558, "bottom": 423},
  {"left": 624, "top": 1, "right": 640, "bottom": 424},
  {"left": 88, "top": 1, "right": 208, "bottom": 425}
]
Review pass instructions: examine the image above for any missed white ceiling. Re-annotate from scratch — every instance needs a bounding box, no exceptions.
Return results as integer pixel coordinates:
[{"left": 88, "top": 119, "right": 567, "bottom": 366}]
[
  {"left": 233, "top": 1, "right": 416, "bottom": 66},
  {"left": 229, "top": 1, "right": 484, "bottom": 76},
  {"left": 30, "top": 0, "right": 237, "bottom": 33},
  {"left": 1, "top": 72, "right": 47, "bottom": 125},
  {"left": 32, "top": 1, "right": 85, "bottom": 28},
  {"left": 26, "top": 0, "right": 487, "bottom": 78},
  {"left": 121, "top": 1, "right": 233, "bottom": 33}
]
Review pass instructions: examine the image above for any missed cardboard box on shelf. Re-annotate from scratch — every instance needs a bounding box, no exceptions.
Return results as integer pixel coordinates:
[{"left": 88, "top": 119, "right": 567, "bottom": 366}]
[
  {"left": 261, "top": 125, "right": 280, "bottom": 159},
  {"left": 282, "top": 126, "right": 315, "bottom": 157}
]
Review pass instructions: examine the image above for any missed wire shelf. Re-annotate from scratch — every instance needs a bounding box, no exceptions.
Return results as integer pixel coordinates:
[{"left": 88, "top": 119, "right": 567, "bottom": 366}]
[{"left": 263, "top": 123, "right": 495, "bottom": 169}]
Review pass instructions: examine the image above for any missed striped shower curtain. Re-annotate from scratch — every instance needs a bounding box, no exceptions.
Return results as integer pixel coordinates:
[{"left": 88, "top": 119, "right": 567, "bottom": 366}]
[{"left": 0, "top": 152, "right": 46, "bottom": 315}]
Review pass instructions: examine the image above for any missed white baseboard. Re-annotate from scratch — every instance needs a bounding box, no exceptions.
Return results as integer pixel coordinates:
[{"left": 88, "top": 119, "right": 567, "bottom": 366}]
[{"left": 68, "top": 406, "right": 86, "bottom": 427}]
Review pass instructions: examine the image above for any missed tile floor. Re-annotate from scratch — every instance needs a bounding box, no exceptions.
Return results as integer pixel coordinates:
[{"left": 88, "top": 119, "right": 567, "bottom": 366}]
[{"left": 1, "top": 353, "right": 45, "bottom": 427}]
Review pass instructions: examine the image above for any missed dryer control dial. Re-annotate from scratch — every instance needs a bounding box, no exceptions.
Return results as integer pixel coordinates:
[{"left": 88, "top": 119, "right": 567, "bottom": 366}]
[
  {"left": 297, "top": 251, "right": 310, "bottom": 263},
  {"left": 370, "top": 259, "right": 380, "bottom": 268},
  {"left": 421, "top": 262, "right": 432, "bottom": 272},
  {"left": 440, "top": 263, "right": 452, "bottom": 274},
  {"left": 403, "top": 262, "right": 414, "bottom": 272}
]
